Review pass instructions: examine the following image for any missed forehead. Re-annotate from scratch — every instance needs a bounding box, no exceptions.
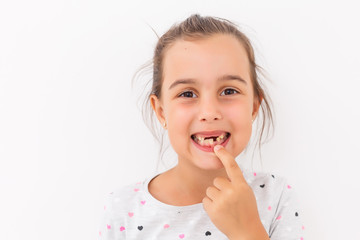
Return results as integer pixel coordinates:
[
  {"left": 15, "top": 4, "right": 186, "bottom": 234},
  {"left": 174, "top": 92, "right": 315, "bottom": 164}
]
[{"left": 162, "top": 34, "right": 251, "bottom": 88}]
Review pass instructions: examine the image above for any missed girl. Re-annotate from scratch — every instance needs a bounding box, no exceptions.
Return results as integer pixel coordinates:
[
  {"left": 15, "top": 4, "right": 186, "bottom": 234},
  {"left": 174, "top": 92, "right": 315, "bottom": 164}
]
[{"left": 99, "top": 14, "right": 305, "bottom": 240}]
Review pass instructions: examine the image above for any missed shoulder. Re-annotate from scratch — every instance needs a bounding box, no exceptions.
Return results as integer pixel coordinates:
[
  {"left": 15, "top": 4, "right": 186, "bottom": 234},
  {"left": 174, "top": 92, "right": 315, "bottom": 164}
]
[
  {"left": 111, "top": 180, "right": 146, "bottom": 200},
  {"left": 241, "top": 169, "right": 305, "bottom": 238},
  {"left": 101, "top": 177, "right": 150, "bottom": 217},
  {"left": 241, "top": 169, "right": 296, "bottom": 203},
  {"left": 242, "top": 169, "right": 288, "bottom": 188}
]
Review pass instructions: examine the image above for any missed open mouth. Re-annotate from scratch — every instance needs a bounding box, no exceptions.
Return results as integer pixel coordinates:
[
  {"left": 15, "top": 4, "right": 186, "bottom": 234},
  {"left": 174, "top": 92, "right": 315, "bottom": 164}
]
[{"left": 191, "top": 132, "right": 231, "bottom": 148}]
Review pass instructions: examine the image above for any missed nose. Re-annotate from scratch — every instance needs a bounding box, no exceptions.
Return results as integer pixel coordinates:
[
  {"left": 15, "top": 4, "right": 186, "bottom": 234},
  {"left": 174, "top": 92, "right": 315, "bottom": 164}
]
[{"left": 198, "top": 96, "right": 222, "bottom": 122}]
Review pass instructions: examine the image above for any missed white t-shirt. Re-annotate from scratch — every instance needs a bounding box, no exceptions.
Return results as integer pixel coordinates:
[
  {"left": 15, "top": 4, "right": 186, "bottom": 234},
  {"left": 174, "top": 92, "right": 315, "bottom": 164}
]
[{"left": 98, "top": 169, "right": 306, "bottom": 240}]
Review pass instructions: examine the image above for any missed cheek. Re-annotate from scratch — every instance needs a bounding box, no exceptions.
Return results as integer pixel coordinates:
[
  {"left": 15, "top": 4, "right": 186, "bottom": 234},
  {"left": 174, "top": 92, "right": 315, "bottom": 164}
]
[
  {"left": 173, "top": 104, "right": 193, "bottom": 118},
  {"left": 225, "top": 102, "right": 253, "bottom": 124},
  {"left": 165, "top": 106, "right": 195, "bottom": 158},
  {"left": 225, "top": 104, "right": 253, "bottom": 149},
  {"left": 168, "top": 104, "right": 194, "bottom": 126},
  {"left": 167, "top": 104, "right": 194, "bottom": 141}
]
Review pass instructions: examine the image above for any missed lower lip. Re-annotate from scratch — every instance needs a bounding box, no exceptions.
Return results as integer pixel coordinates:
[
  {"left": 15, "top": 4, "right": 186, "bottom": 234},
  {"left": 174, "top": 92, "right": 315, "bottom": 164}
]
[{"left": 191, "top": 135, "right": 231, "bottom": 152}]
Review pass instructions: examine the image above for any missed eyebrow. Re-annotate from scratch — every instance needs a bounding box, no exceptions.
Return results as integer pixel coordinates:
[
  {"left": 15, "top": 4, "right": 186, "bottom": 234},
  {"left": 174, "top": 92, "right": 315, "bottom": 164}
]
[{"left": 168, "top": 74, "right": 248, "bottom": 90}]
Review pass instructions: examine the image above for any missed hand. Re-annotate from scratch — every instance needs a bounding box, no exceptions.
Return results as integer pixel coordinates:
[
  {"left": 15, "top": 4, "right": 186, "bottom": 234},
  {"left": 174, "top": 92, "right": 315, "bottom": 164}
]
[{"left": 202, "top": 145, "right": 269, "bottom": 240}]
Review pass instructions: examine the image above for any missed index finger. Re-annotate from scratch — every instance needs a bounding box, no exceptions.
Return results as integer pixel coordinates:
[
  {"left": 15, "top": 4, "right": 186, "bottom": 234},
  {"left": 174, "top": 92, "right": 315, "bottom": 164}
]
[{"left": 213, "top": 144, "right": 246, "bottom": 183}]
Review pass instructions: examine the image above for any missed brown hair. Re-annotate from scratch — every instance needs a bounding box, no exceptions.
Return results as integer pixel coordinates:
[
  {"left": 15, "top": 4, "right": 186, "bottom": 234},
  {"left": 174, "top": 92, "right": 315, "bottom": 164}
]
[{"left": 132, "top": 14, "right": 275, "bottom": 170}]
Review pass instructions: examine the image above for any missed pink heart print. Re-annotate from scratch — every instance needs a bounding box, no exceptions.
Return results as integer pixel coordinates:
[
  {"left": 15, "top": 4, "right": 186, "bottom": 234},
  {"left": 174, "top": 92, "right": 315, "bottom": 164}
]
[
  {"left": 179, "top": 234, "right": 185, "bottom": 239},
  {"left": 140, "top": 200, "right": 146, "bottom": 205},
  {"left": 120, "top": 226, "right": 125, "bottom": 231},
  {"left": 128, "top": 212, "right": 134, "bottom": 217},
  {"left": 164, "top": 224, "right": 170, "bottom": 229}
]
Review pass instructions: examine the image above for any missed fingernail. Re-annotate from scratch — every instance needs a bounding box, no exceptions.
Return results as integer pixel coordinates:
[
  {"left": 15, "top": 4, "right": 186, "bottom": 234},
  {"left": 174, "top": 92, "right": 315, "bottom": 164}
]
[{"left": 214, "top": 145, "right": 223, "bottom": 152}]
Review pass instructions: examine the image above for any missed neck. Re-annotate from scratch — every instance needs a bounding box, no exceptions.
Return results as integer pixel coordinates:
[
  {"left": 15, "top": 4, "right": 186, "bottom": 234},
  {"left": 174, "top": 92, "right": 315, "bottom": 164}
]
[{"left": 169, "top": 160, "right": 228, "bottom": 203}]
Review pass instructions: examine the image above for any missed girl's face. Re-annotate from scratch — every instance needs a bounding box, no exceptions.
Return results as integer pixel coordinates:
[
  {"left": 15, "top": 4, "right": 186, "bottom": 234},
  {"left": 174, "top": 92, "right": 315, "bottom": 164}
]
[{"left": 151, "top": 34, "right": 260, "bottom": 170}]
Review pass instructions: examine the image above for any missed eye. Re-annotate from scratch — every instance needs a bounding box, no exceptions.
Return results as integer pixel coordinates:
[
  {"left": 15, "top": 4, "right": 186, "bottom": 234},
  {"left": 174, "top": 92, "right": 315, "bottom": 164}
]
[
  {"left": 178, "top": 90, "right": 197, "bottom": 98},
  {"left": 220, "top": 88, "right": 239, "bottom": 96}
]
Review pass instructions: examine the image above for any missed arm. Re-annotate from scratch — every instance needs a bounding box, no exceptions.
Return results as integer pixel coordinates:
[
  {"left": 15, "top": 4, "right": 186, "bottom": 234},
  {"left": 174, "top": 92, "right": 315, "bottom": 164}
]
[
  {"left": 268, "top": 180, "right": 305, "bottom": 240},
  {"left": 98, "top": 193, "right": 117, "bottom": 240}
]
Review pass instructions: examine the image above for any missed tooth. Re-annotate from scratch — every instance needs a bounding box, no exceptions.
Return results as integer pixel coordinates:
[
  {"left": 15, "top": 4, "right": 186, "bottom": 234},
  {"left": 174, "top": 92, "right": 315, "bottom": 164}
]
[
  {"left": 200, "top": 138, "right": 211, "bottom": 146},
  {"left": 216, "top": 134, "right": 226, "bottom": 143}
]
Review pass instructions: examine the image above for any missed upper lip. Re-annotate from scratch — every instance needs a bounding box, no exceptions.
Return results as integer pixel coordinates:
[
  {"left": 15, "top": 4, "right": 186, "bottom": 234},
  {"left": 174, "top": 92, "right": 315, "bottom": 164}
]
[{"left": 191, "top": 130, "right": 229, "bottom": 138}]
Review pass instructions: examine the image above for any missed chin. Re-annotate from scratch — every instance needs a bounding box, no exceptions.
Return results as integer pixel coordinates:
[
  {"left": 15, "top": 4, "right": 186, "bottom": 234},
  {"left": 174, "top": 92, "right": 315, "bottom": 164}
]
[{"left": 195, "top": 156, "right": 224, "bottom": 170}]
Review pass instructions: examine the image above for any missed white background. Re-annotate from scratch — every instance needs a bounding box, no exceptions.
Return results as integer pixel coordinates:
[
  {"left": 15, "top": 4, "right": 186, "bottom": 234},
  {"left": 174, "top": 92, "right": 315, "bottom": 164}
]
[{"left": 1, "top": 0, "right": 359, "bottom": 239}]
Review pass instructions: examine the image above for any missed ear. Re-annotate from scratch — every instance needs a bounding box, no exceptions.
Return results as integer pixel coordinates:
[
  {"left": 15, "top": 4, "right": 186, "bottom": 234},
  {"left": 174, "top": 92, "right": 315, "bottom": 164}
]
[
  {"left": 252, "top": 95, "right": 263, "bottom": 120},
  {"left": 150, "top": 94, "right": 166, "bottom": 125}
]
